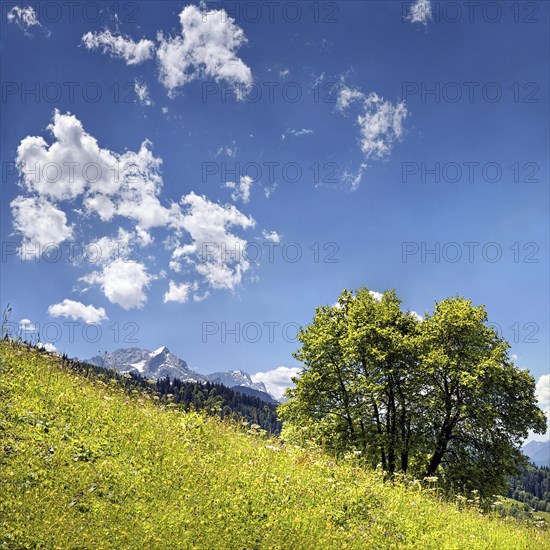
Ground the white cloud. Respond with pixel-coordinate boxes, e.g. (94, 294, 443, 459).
(342, 163, 368, 191)
(163, 280, 196, 303)
(83, 194, 116, 221)
(14, 110, 170, 229)
(537, 374, 550, 407)
(357, 93, 408, 160)
(527, 374, 549, 442)
(81, 29, 154, 65)
(134, 80, 153, 106)
(216, 144, 237, 158)
(11, 196, 73, 252)
(83, 228, 139, 267)
(225, 175, 254, 204)
(170, 192, 255, 291)
(264, 184, 277, 199)
(251, 366, 301, 399)
(82, 260, 152, 310)
(19, 319, 38, 333)
(37, 342, 57, 353)
(336, 86, 365, 112)
(409, 310, 423, 322)
(282, 128, 314, 140)
(12, 111, 270, 308)
(7, 6, 43, 34)
(48, 299, 108, 323)
(336, 84, 408, 188)
(262, 230, 281, 244)
(369, 290, 383, 302)
(407, 0, 432, 25)
(156, 5, 252, 97)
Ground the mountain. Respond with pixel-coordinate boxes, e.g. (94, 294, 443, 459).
(87, 346, 207, 383)
(230, 385, 279, 404)
(86, 347, 275, 401)
(523, 440, 550, 468)
(206, 370, 267, 393)
(4, 341, 548, 548)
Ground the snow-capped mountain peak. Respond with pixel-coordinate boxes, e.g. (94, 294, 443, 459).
(85, 347, 274, 401)
(87, 347, 205, 383)
(206, 370, 268, 393)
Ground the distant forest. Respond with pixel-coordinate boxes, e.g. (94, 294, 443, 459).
(44, 349, 550, 508)
(508, 465, 550, 513)
(156, 377, 282, 434)
(59, 352, 281, 435)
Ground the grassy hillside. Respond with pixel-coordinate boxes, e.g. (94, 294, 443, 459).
(1, 342, 548, 549)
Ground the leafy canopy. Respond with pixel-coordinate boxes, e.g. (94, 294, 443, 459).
(279, 288, 546, 499)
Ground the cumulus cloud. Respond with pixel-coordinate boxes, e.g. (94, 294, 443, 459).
(369, 290, 384, 302)
(83, 228, 140, 267)
(225, 175, 254, 204)
(262, 230, 281, 244)
(82, 260, 152, 310)
(409, 310, 424, 322)
(11, 111, 275, 309)
(537, 374, 550, 407)
(170, 192, 255, 291)
(11, 196, 73, 251)
(82, 29, 155, 65)
(19, 319, 38, 334)
(48, 299, 108, 323)
(156, 4, 252, 97)
(251, 366, 301, 400)
(14, 110, 170, 229)
(163, 280, 196, 303)
(37, 342, 57, 353)
(7, 6, 44, 34)
(532, 374, 550, 442)
(407, 0, 432, 25)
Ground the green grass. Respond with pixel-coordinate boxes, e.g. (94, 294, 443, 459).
(1, 342, 548, 549)
(498, 497, 550, 524)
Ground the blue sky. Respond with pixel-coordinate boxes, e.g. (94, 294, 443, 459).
(0, 1, 548, 432)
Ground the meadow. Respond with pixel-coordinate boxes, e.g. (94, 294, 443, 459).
(1, 341, 548, 549)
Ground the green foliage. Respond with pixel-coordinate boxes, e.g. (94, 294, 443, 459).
(0, 341, 547, 548)
(279, 289, 546, 500)
(156, 377, 281, 434)
(508, 465, 550, 513)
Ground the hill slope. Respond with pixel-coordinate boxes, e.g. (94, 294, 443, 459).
(1, 342, 547, 549)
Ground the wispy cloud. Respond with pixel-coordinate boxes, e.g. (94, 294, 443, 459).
(82, 29, 155, 65)
(407, 0, 432, 26)
(281, 128, 314, 140)
(7, 6, 47, 36)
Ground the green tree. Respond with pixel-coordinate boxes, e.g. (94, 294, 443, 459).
(418, 297, 546, 496)
(279, 289, 423, 473)
(279, 289, 547, 498)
